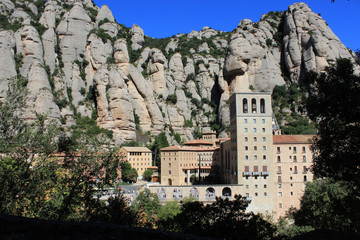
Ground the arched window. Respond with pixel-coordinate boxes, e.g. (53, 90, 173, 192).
(260, 98, 265, 113)
(251, 99, 257, 113)
(243, 98, 248, 113)
(222, 187, 232, 198)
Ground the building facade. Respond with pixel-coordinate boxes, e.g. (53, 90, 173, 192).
(273, 135, 314, 218)
(119, 147, 152, 178)
(226, 92, 275, 213)
(158, 92, 314, 219)
(160, 140, 220, 186)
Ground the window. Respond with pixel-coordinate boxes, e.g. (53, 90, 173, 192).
(293, 156, 297, 162)
(277, 156, 281, 162)
(244, 128, 248, 133)
(245, 137, 248, 142)
(244, 119, 248, 123)
(302, 146, 306, 153)
(278, 176, 282, 182)
(169, 163, 171, 167)
(243, 98, 248, 113)
(245, 146, 248, 151)
(254, 137, 257, 142)
(255, 192, 258, 197)
(279, 203, 282, 208)
(277, 166, 281, 174)
(254, 146, 257, 151)
(169, 170, 171, 174)
(253, 119, 256, 124)
(264, 184, 267, 188)
(246, 185, 249, 189)
(262, 119, 265, 123)
(293, 147, 297, 153)
(264, 192, 267, 196)
(253, 128, 257, 133)
(263, 155, 266, 160)
(263, 146, 266, 151)
(251, 98, 257, 113)
(254, 155, 258, 160)
(303, 155, 306, 162)
(290, 176, 293, 180)
(277, 147, 281, 154)
(291, 192, 294, 196)
(262, 137, 266, 142)
(289, 147, 292, 150)
(260, 98, 265, 113)
(245, 155, 249, 160)
(278, 183, 282, 188)
(262, 128, 265, 133)
(304, 175, 307, 182)
(255, 185, 258, 188)
(278, 192, 282, 197)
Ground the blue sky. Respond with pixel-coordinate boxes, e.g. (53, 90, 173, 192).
(93, 0, 359, 51)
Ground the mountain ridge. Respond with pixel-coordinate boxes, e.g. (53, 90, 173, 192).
(0, 0, 358, 145)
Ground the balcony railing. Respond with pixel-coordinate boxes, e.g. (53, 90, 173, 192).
(252, 171, 260, 176)
(277, 171, 282, 174)
(261, 171, 269, 176)
(243, 172, 251, 177)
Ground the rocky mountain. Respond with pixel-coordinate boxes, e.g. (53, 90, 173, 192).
(0, 0, 358, 145)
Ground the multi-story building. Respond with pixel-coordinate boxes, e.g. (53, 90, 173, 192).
(159, 91, 314, 219)
(273, 135, 314, 218)
(225, 92, 275, 213)
(119, 147, 152, 178)
(160, 139, 220, 185)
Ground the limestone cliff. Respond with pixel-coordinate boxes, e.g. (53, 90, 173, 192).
(0, 0, 358, 144)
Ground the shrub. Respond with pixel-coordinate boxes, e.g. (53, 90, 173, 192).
(166, 94, 177, 104)
(266, 38, 273, 47)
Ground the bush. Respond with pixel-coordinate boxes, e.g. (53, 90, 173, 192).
(166, 94, 177, 104)
(142, 169, 154, 182)
(266, 38, 273, 47)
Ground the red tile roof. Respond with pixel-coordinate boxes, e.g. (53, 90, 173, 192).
(273, 135, 315, 144)
(184, 139, 213, 146)
(160, 145, 219, 152)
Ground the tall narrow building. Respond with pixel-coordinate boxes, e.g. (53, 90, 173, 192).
(228, 92, 275, 213)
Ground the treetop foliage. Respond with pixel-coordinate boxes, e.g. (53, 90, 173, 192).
(304, 58, 360, 184)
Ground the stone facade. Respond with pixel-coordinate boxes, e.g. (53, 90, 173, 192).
(119, 147, 152, 178)
(273, 135, 314, 218)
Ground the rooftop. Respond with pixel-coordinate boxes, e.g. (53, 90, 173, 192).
(121, 147, 152, 152)
(183, 139, 213, 146)
(160, 145, 219, 152)
(273, 135, 315, 144)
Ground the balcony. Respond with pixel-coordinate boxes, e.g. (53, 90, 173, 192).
(261, 171, 269, 176)
(277, 170, 282, 174)
(252, 171, 260, 176)
(243, 172, 251, 177)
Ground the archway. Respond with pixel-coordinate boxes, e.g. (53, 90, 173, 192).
(206, 187, 215, 200)
(222, 187, 232, 198)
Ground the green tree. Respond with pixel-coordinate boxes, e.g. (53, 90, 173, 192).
(120, 161, 138, 183)
(151, 132, 169, 167)
(142, 169, 153, 182)
(132, 189, 161, 222)
(0, 78, 122, 221)
(292, 179, 360, 234)
(158, 195, 277, 239)
(304, 59, 360, 186)
(157, 200, 181, 221)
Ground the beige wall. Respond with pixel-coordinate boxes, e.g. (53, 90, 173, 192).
(160, 148, 220, 186)
(119, 147, 152, 178)
(273, 142, 313, 218)
(229, 92, 275, 214)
